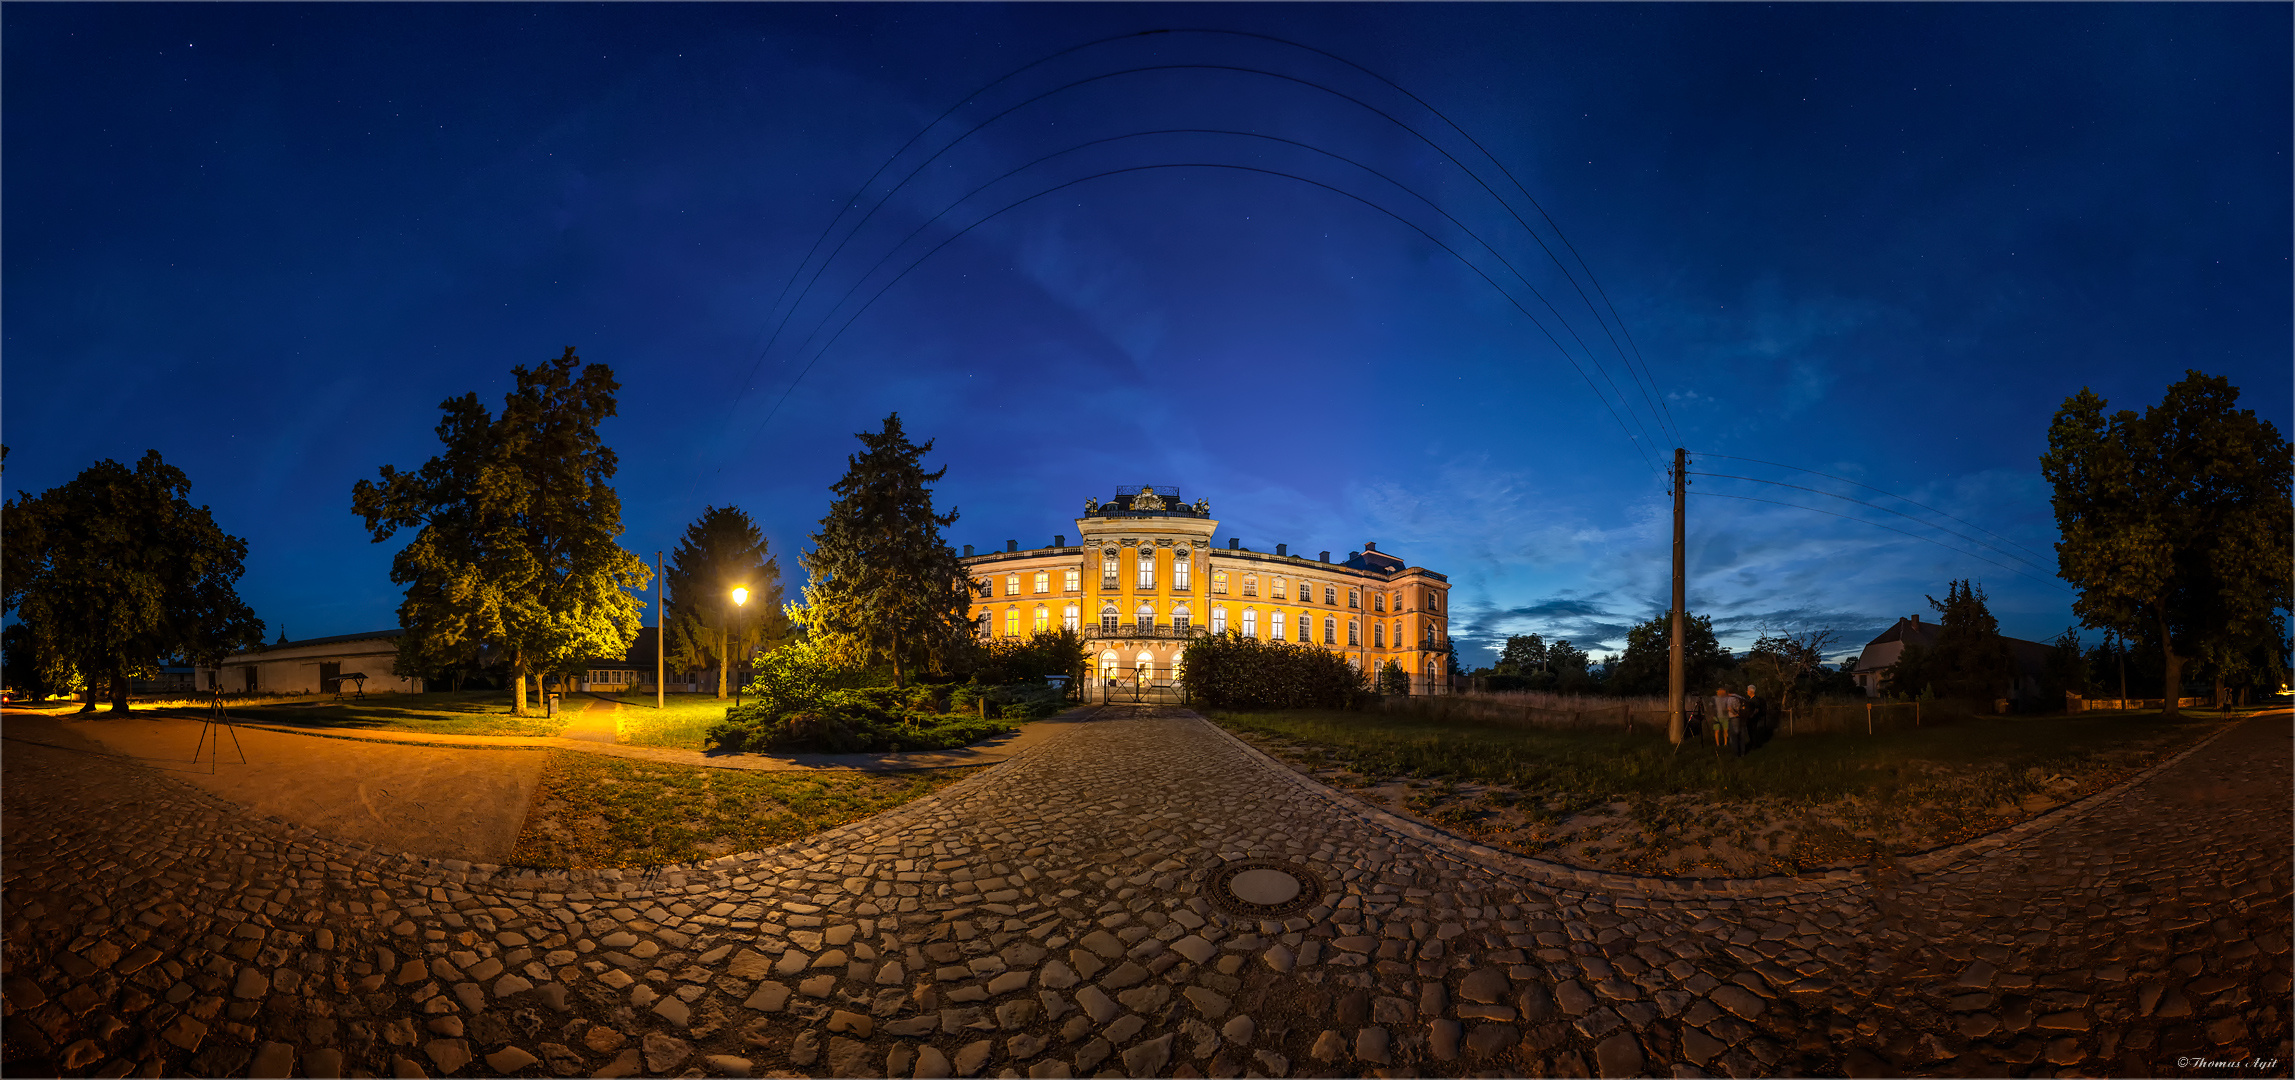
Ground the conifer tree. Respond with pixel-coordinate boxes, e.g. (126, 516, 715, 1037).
(798, 414, 972, 688)
(353, 348, 651, 714)
(664, 506, 787, 697)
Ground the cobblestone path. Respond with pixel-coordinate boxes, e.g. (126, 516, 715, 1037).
(3, 707, 2287, 1078)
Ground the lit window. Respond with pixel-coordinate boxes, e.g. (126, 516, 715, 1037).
(1174, 550, 1191, 590)
(1004, 608, 1020, 637)
(1103, 550, 1120, 587)
(1034, 605, 1050, 633)
(1242, 576, 1258, 597)
(1271, 611, 1286, 640)
(1325, 585, 1338, 605)
(1374, 593, 1386, 612)
(1348, 589, 1359, 609)
(1137, 652, 1154, 680)
(1173, 605, 1192, 631)
(1137, 551, 1156, 590)
(1064, 568, 1081, 592)
(1101, 606, 1120, 633)
(1034, 571, 1049, 594)
(1272, 578, 1286, 599)
(1323, 617, 1336, 645)
(1006, 575, 1020, 596)
(1136, 604, 1155, 631)
(1241, 608, 1258, 638)
(1064, 603, 1080, 631)
(1100, 651, 1119, 678)
(1211, 570, 1228, 595)
(1348, 620, 1360, 646)
(1211, 606, 1228, 634)
(1373, 623, 1385, 648)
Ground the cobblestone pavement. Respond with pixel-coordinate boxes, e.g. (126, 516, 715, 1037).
(3, 706, 2287, 1078)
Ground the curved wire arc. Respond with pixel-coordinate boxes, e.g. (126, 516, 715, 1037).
(749, 161, 1660, 474)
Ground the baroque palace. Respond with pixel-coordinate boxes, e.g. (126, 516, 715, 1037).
(959, 485, 1454, 694)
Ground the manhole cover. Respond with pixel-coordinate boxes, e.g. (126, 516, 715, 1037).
(1204, 859, 1324, 919)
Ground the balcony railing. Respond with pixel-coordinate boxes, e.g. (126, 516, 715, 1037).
(1089, 624, 1206, 640)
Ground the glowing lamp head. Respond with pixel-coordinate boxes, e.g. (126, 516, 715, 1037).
(731, 587, 750, 607)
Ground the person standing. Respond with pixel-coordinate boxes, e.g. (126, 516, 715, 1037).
(1737, 684, 1767, 756)
(1712, 685, 1741, 752)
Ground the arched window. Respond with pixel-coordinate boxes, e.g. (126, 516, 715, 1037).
(1270, 611, 1287, 641)
(1100, 650, 1119, 679)
(1272, 577, 1287, 599)
(1033, 605, 1050, 633)
(1211, 570, 1229, 595)
(1374, 592, 1386, 612)
(1136, 651, 1154, 681)
(1373, 623, 1385, 648)
(1242, 576, 1258, 597)
(1173, 549, 1191, 591)
(1004, 608, 1020, 637)
(1103, 550, 1120, 588)
(1101, 605, 1120, 633)
(1006, 575, 1020, 596)
(1033, 571, 1049, 594)
(1135, 604, 1155, 631)
(1172, 605, 1192, 631)
(1210, 606, 1228, 635)
(1241, 608, 1258, 638)
(1063, 603, 1080, 632)
(1348, 620, 1360, 646)
(1323, 617, 1337, 645)
(1136, 550, 1156, 590)
(1348, 589, 1360, 609)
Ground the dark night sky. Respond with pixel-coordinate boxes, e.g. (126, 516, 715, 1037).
(6, 4, 2288, 664)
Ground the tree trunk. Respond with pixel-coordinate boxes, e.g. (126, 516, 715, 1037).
(109, 672, 131, 714)
(2156, 611, 2183, 720)
(511, 663, 528, 717)
(2214, 674, 2226, 709)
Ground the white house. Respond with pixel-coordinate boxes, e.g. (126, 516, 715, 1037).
(198, 630, 424, 696)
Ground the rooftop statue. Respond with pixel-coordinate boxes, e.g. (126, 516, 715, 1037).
(1084, 497, 1099, 515)
(1192, 498, 1210, 515)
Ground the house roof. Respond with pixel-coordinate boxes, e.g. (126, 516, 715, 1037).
(1856, 616, 2055, 676)
(261, 628, 406, 651)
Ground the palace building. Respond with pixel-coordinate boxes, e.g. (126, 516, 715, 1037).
(959, 485, 1454, 694)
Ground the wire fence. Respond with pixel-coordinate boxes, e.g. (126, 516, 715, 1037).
(1384, 691, 1978, 738)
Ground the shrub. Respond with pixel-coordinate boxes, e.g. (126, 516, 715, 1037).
(1181, 632, 1367, 709)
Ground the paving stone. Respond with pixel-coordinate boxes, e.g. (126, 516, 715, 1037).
(1124, 1033, 1174, 1077)
(486, 1046, 540, 1072)
(705, 1053, 755, 1077)
(1465, 1022, 1519, 1056)
(595, 1049, 646, 1078)
(1594, 1032, 1645, 1077)
(423, 1038, 471, 1074)
(915, 1046, 953, 1079)
(1355, 1027, 1390, 1064)
(745, 981, 791, 1012)
(1183, 985, 1230, 1019)
(954, 1038, 994, 1077)
(249, 1041, 295, 1078)
(646, 1032, 694, 1073)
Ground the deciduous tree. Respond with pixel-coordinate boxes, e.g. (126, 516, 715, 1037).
(2041, 371, 2292, 718)
(3, 451, 264, 713)
(352, 348, 651, 715)
(798, 414, 972, 688)
(1609, 613, 1733, 696)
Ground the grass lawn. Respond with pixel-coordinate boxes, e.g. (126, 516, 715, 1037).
(507, 751, 980, 867)
(227, 690, 569, 738)
(582, 690, 735, 749)
(1212, 707, 2233, 877)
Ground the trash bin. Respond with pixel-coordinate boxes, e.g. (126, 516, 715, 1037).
(547, 692, 561, 718)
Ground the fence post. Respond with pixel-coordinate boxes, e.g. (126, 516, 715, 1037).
(1866, 702, 1873, 735)
(1915, 701, 1921, 727)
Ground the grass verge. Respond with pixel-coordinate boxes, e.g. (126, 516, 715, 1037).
(228, 690, 568, 738)
(582, 691, 734, 749)
(507, 751, 981, 868)
(1210, 707, 2225, 877)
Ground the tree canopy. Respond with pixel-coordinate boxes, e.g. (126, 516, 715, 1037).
(664, 505, 788, 697)
(1883, 580, 2016, 702)
(3, 451, 264, 711)
(1607, 612, 1733, 696)
(2040, 371, 2292, 717)
(352, 348, 651, 713)
(797, 414, 972, 687)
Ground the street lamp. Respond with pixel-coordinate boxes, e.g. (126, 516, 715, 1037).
(731, 587, 749, 707)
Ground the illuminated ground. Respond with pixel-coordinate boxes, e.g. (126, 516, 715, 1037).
(2, 706, 2287, 1078)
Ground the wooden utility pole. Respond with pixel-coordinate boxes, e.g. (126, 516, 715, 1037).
(1668, 447, 1687, 746)
(655, 551, 665, 710)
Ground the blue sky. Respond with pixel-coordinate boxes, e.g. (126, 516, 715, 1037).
(6, 4, 2288, 665)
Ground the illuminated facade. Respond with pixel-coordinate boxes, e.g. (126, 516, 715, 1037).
(959, 486, 1454, 694)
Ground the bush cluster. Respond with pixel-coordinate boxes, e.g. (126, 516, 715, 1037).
(702, 640, 1075, 753)
(1181, 632, 1367, 710)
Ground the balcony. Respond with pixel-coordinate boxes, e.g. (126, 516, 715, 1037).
(1089, 624, 1206, 641)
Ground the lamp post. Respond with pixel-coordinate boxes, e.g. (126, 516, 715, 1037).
(731, 587, 749, 707)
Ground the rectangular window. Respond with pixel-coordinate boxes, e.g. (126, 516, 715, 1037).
(977, 579, 993, 598)
(1006, 575, 1020, 596)
(1034, 571, 1049, 594)
(1242, 609, 1258, 638)
(1348, 589, 1359, 609)
(1325, 585, 1338, 605)
(1272, 578, 1286, 600)
(1103, 553, 1120, 589)
(1173, 608, 1192, 631)
(1064, 604, 1080, 632)
(1136, 606, 1155, 631)
(1348, 620, 1360, 646)
(1137, 552, 1156, 590)
(1374, 623, 1385, 647)
(1211, 571, 1228, 595)
(1004, 608, 1020, 636)
(1242, 577, 1257, 597)
(1271, 612, 1286, 640)
(1102, 609, 1120, 633)
(1064, 568, 1081, 592)
(1374, 593, 1386, 612)
(1174, 555, 1191, 590)
(1298, 614, 1312, 642)
(1211, 607, 1228, 635)
(1034, 607, 1050, 632)
(1323, 617, 1336, 645)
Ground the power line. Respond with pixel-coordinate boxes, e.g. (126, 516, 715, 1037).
(1688, 471, 2050, 573)
(1692, 452, 2052, 561)
(1688, 490, 2071, 594)
(752, 161, 1663, 474)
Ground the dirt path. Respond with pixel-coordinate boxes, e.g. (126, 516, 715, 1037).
(556, 693, 621, 743)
